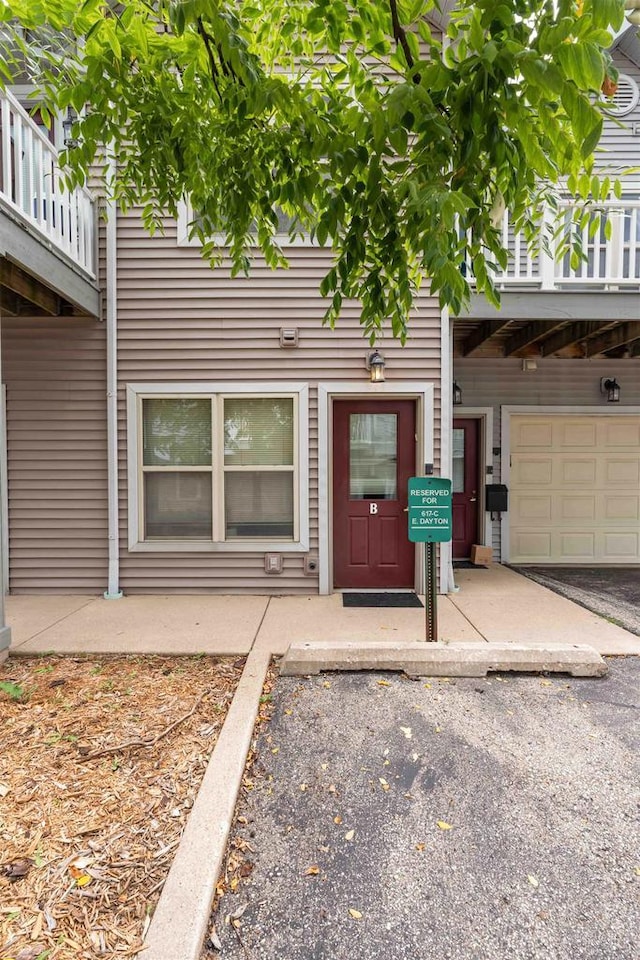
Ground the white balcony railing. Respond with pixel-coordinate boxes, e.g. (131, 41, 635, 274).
(0, 90, 95, 278)
(479, 196, 640, 291)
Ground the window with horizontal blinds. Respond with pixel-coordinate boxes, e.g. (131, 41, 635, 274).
(143, 399, 212, 466)
(145, 472, 213, 539)
(139, 393, 296, 543)
(224, 398, 293, 465)
(225, 472, 294, 539)
(223, 397, 295, 538)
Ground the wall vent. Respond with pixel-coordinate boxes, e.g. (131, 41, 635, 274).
(280, 328, 299, 347)
(603, 74, 640, 118)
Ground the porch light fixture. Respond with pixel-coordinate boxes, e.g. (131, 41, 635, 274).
(453, 382, 462, 405)
(601, 377, 621, 403)
(366, 350, 386, 383)
(62, 106, 78, 148)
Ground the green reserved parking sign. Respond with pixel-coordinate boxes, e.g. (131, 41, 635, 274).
(408, 477, 452, 643)
(407, 477, 452, 544)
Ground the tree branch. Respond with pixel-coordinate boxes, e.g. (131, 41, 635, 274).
(388, 0, 415, 72)
(79, 693, 205, 761)
(197, 16, 222, 99)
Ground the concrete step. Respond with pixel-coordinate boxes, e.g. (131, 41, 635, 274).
(279, 640, 607, 678)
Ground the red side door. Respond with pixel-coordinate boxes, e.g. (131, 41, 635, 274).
(452, 418, 480, 559)
(333, 399, 416, 589)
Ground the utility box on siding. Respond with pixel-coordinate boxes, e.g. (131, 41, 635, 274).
(485, 484, 508, 513)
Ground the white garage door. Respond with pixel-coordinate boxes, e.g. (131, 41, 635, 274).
(509, 415, 640, 564)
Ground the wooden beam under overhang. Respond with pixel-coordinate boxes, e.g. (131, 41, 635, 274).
(0, 260, 60, 315)
(461, 319, 512, 356)
(502, 320, 566, 357)
(539, 321, 606, 357)
(0, 289, 19, 316)
(584, 322, 640, 357)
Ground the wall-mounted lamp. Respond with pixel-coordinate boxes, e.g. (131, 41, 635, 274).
(62, 106, 78, 148)
(601, 377, 621, 403)
(453, 382, 462, 405)
(366, 350, 386, 383)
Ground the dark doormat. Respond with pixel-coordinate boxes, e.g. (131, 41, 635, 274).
(453, 560, 487, 569)
(342, 592, 424, 608)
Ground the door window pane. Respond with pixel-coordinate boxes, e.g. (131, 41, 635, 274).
(225, 471, 294, 538)
(224, 398, 294, 465)
(145, 472, 212, 539)
(349, 413, 397, 499)
(452, 428, 465, 493)
(143, 399, 212, 466)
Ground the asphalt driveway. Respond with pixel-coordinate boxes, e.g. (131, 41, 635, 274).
(208, 661, 640, 960)
(516, 566, 640, 636)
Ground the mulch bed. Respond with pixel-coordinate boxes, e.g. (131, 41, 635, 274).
(0, 654, 244, 960)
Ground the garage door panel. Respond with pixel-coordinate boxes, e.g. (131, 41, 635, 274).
(561, 422, 597, 446)
(561, 459, 597, 484)
(559, 496, 596, 520)
(513, 531, 552, 560)
(510, 415, 640, 565)
(603, 422, 640, 447)
(605, 460, 640, 484)
(559, 532, 596, 559)
(515, 422, 553, 447)
(513, 495, 552, 520)
(512, 458, 553, 485)
(604, 495, 639, 520)
(603, 533, 639, 558)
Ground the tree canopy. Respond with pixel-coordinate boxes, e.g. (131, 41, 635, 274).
(0, 0, 627, 340)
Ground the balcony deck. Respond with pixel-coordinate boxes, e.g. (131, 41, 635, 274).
(0, 90, 98, 317)
(488, 197, 640, 292)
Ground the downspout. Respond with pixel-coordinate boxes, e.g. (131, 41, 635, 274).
(439, 305, 456, 594)
(104, 144, 122, 599)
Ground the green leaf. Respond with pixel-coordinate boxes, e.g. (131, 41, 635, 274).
(0, 0, 622, 339)
(586, 0, 625, 32)
(556, 42, 604, 92)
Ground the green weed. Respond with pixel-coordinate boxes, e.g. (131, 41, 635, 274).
(0, 680, 26, 701)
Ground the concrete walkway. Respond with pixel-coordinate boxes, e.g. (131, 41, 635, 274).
(6, 565, 640, 658)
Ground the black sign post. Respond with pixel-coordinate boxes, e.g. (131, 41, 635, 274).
(407, 477, 453, 642)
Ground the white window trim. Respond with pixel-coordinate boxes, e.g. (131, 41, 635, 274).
(500, 404, 640, 563)
(176, 199, 316, 248)
(126, 382, 309, 553)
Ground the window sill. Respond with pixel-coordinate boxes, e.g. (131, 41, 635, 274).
(128, 539, 309, 554)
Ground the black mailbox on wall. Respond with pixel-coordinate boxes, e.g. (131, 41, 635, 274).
(486, 484, 508, 512)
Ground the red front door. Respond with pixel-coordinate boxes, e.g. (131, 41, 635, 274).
(333, 399, 416, 589)
(452, 418, 480, 559)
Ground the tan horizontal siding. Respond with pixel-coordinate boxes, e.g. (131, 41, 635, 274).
(3, 315, 108, 594)
(116, 208, 442, 593)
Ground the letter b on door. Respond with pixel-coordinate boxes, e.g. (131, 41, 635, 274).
(369, 502, 378, 515)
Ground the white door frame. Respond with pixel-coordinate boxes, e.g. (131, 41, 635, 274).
(318, 382, 435, 595)
(501, 404, 640, 563)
